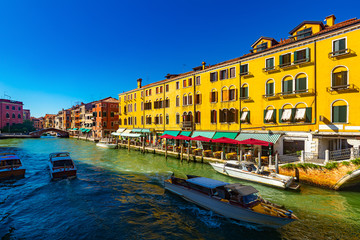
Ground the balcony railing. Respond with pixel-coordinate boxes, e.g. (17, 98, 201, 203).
(181, 121, 193, 130)
(327, 84, 357, 92)
(329, 48, 350, 58)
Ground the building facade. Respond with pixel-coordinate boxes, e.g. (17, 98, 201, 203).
(92, 97, 119, 138)
(0, 99, 24, 130)
(118, 15, 360, 157)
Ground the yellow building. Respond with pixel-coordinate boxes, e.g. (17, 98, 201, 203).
(118, 15, 360, 158)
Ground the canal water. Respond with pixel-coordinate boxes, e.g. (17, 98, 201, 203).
(0, 138, 359, 240)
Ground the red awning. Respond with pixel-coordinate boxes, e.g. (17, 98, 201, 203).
(191, 136, 212, 142)
(174, 135, 192, 140)
(212, 137, 241, 144)
(237, 138, 273, 146)
(160, 134, 176, 139)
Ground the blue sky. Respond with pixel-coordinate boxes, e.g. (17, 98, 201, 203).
(1, 0, 359, 117)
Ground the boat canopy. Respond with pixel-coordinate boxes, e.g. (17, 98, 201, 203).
(224, 184, 258, 196)
(186, 177, 228, 189)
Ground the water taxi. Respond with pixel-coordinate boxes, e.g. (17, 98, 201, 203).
(0, 153, 25, 180)
(164, 175, 297, 228)
(96, 142, 117, 149)
(210, 161, 300, 190)
(49, 152, 77, 180)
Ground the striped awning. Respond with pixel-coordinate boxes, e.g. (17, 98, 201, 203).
(235, 133, 282, 144)
(212, 132, 238, 140)
(191, 131, 215, 139)
(131, 128, 142, 133)
(162, 131, 180, 137)
(179, 131, 192, 137)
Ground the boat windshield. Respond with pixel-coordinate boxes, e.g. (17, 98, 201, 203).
(1, 159, 21, 167)
(53, 160, 74, 168)
(242, 193, 259, 205)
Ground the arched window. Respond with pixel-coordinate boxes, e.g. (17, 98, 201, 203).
(221, 86, 229, 102)
(294, 102, 308, 122)
(195, 111, 201, 124)
(229, 108, 239, 123)
(18, 114, 21, 119)
(295, 73, 307, 93)
(141, 102, 144, 111)
(332, 100, 348, 123)
(280, 104, 293, 122)
(159, 98, 163, 108)
(183, 94, 188, 106)
(187, 112, 193, 122)
(331, 66, 348, 89)
(210, 110, 217, 123)
(119, 118, 122, 125)
(265, 79, 275, 97)
(159, 114, 163, 124)
(210, 89, 218, 103)
(195, 91, 202, 104)
(176, 95, 180, 107)
(264, 105, 276, 123)
(165, 114, 169, 125)
(219, 109, 228, 123)
(155, 114, 159, 124)
(12, 113, 15, 119)
(176, 113, 180, 124)
(229, 85, 237, 101)
(240, 83, 249, 99)
(282, 76, 293, 95)
(188, 93, 193, 105)
(141, 116, 144, 125)
(182, 112, 188, 122)
(6, 113, 9, 118)
(165, 97, 170, 108)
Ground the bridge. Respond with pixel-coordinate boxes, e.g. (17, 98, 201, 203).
(29, 128, 69, 138)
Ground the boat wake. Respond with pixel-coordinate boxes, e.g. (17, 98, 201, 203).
(178, 205, 222, 228)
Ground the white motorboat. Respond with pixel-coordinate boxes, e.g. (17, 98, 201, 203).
(164, 175, 297, 228)
(0, 153, 25, 180)
(210, 161, 300, 190)
(96, 142, 117, 149)
(49, 152, 77, 180)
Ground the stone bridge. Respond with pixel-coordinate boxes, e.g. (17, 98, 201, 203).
(30, 128, 69, 138)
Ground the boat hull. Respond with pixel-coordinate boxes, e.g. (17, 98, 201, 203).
(164, 182, 295, 228)
(96, 143, 117, 149)
(0, 168, 25, 180)
(210, 163, 292, 189)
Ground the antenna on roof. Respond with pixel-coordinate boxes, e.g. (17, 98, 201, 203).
(4, 92, 11, 100)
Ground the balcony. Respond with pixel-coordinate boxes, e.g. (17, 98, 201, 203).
(262, 66, 279, 73)
(329, 48, 351, 58)
(181, 121, 193, 130)
(327, 84, 358, 93)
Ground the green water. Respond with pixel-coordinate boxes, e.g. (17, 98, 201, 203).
(1, 137, 359, 240)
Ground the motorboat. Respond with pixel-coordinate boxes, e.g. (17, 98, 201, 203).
(49, 152, 77, 180)
(164, 175, 297, 228)
(0, 153, 25, 180)
(96, 141, 117, 149)
(210, 161, 300, 190)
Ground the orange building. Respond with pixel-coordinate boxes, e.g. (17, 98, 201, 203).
(92, 97, 119, 138)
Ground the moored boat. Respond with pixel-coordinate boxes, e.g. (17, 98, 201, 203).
(164, 175, 297, 228)
(0, 153, 25, 180)
(96, 142, 117, 149)
(49, 152, 77, 180)
(210, 161, 300, 190)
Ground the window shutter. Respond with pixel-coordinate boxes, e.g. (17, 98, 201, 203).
(294, 51, 297, 62)
(339, 105, 347, 123)
(332, 73, 336, 86)
(247, 111, 250, 123)
(283, 81, 287, 93)
(273, 109, 276, 123)
(210, 93, 212, 103)
(266, 83, 269, 95)
(291, 108, 296, 122)
(215, 91, 218, 102)
(235, 89, 238, 100)
(305, 107, 312, 122)
(279, 109, 283, 123)
(245, 87, 248, 98)
(306, 48, 310, 61)
(333, 106, 339, 123)
(288, 80, 293, 92)
(199, 94, 202, 104)
(333, 40, 339, 52)
(270, 82, 274, 95)
(279, 55, 283, 66)
(342, 71, 348, 85)
(339, 39, 346, 50)
(235, 109, 239, 123)
(264, 110, 267, 123)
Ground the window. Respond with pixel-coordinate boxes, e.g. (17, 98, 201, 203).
(229, 86, 237, 101)
(332, 101, 347, 123)
(294, 108, 306, 121)
(6, 113, 9, 118)
(210, 72, 218, 82)
(195, 76, 201, 85)
(176, 81, 180, 89)
(134, 93, 136, 99)
(183, 79, 187, 88)
(296, 28, 312, 40)
(195, 111, 201, 124)
(160, 86, 163, 93)
(279, 53, 291, 67)
(211, 110, 217, 123)
(149, 89, 152, 95)
(141, 116, 144, 125)
(166, 114, 169, 125)
(156, 87, 159, 94)
(165, 84, 169, 92)
(12, 113, 15, 119)
(134, 103, 137, 112)
(145, 90, 148, 96)
(124, 118, 127, 125)
(221, 87, 229, 102)
(141, 102, 144, 111)
(176, 113, 180, 124)
(176, 95, 180, 107)
(111, 121, 114, 127)
(195, 92, 202, 104)
(119, 118, 122, 125)
(229, 109, 238, 123)
(188, 78, 192, 87)
(240, 84, 248, 99)
(220, 69, 228, 80)
(230, 67, 236, 78)
(103, 121, 107, 127)
(219, 109, 228, 123)
(188, 94, 193, 105)
(6, 105, 9, 109)
(165, 98, 170, 108)
(160, 114, 163, 124)
(265, 57, 274, 71)
(294, 48, 310, 64)
(240, 64, 248, 76)
(256, 42, 268, 51)
(281, 108, 292, 122)
(18, 107, 21, 110)
(12, 106, 15, 110)
(264, 109, 275, 123)
(295, 75, 307, 93)
(110, 112, 115, 117)
(240, 110, 249, 123)
(183, 94, 188, 106)
(332, 67, 348, 89)
(332, 38, 347, 56)
(18, 114, 21, 119)
(210, 90, 218, 103)
(134, 117, 137, 125)
(282, 77, 293, 95)
(265, 80, 275, 97)
(154, 115, 159, 124)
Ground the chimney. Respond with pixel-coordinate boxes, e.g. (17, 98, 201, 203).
(325, 15, 336, 27)
(137, 78, 142, 88)
(202, 61, 206, 70)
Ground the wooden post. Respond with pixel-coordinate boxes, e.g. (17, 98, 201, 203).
(269, 155, 272, 166)
(275, 153, 279, 174)
(165, 140, 168, 159)
(187, 145, 190, 161)
(128, 138, 130, 151)
(258, 152, 261, 168)
(240, 149, 243, 162)
(142, 138, 145, 153)
(180, 145, 183, 161)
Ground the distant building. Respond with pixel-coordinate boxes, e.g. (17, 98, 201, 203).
(23, 109, 31, 120)
(92, 97, 119, 138)
(0, 99, 24, 130)
(44, 114, 56, 128)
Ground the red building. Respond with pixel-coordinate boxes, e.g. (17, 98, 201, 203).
(0, 99, 24, 130)
(92, 97, 119, 138)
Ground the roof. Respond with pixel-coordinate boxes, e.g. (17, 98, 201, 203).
(224, 184, 258, 196)
(186, 177, 228, 189)
(250, 36, 278, 48)
(289, 21, 324, 35)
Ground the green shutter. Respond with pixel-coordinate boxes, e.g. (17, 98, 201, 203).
(279, 55, 283, 66)
(264, 110, 267, 123)
(266, 84, 269, 95)
(339, 39, 346, 50)
(247, 111, 250, 123)
(338, 105, 347, 123)
(291, 108, 296, 122)
(273, 109, 277, 123)
(296, 78, 306, 91)
(306, 48, 310, 62)
(279, 109, 283, 123)
(332, 73, 336, 86)
(294, 51, 298, 62)
(333, 106, 339, 122)
(305, 107, 312, 122)
(245, 87, 248, 98)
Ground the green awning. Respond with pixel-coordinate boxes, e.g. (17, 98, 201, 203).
(179, 131, 192, 137)
(79, 128, 84, 130)
(212, 132, 238, 139)
(235, 133, 281, 143)
(132, 128, 142, 133)
(191, 131, 215, 139)
(67, 128, 72, 130)
(141, 129, 152, 133)
(73, 128, 78, 130)
(162, 130, 180, 137)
